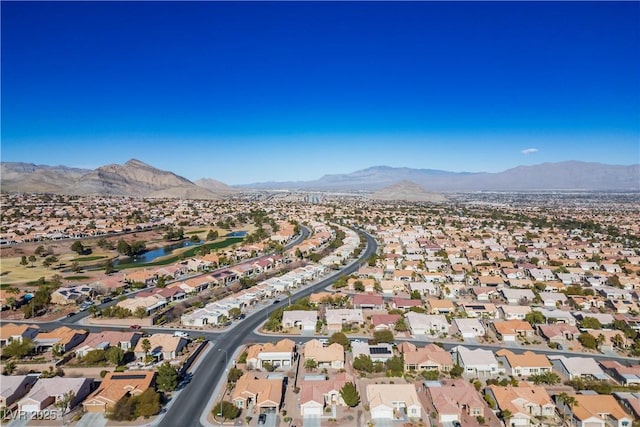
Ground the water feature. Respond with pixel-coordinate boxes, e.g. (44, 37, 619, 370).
(114, 240, 202, 265)
(225, 231, 247, 237)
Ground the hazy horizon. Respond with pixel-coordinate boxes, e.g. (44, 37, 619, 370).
(2, 2, 639, 185)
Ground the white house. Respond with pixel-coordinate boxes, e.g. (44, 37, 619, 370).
(405, 312, 450, 336)
(451, 346, 502, 377)
(451, 318, 485, 339)
(366, 384, 422, 420)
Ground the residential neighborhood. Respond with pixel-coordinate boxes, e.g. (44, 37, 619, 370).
(1, 191, 639, 427)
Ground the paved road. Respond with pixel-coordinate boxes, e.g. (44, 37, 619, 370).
(157, 229, 378, 427)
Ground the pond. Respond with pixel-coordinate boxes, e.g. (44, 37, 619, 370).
(225, 231, 248, 237)
(114, 240, 202, 265)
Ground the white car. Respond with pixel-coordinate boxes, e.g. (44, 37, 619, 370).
(174, 331, 189, 338)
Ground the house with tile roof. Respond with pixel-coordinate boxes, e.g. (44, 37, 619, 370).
(18, 377, 92, 414)
(324, 309, 364, 334)
(537, 323, 579, 348)
(491, 319, 535, 342)
(281, 310, 318, 331)
(231, 373, 283, 414)
(299, 372, 354, 417)
(0, 323, 40, 347)
(366, 383, 422, 420)
(370, 314, 401, 332)
(486, 383, 556, 427)
(352, 294, 384, 310)
(401, 343, 453, 373)
(133, 334, 187, 361)
(246, 339, 296, 370)
(303, 339, 344, 369)
(82, 371, 155, 413)
(495, 350, 552, 378)
(599, 361, 640, 386)
(426, 379, 485, 424)
(34, 326, 87, 353)
(74, 331, 141, 358)
(564, 394, 633, 427)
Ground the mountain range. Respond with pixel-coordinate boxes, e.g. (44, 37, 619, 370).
(242, 162, 640, 192)
(1, 160, 638, 198)
(0, 159, 234, 199)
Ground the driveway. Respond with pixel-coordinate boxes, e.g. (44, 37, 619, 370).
(302, 416, 321, 427)
(76, 412, 107, 427)
(264, 412, 277, 427)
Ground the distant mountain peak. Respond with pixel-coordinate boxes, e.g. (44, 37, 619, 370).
(1, 160, 231, 199)
(124, 158, 154, 168)
(370, 180, 447, 202)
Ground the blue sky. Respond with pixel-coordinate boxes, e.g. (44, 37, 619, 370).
(2, 1, 639, 184)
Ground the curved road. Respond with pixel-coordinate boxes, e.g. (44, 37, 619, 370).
(157, 229, 378, 427)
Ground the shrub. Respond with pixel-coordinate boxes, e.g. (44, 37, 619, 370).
(212, 401, 241, 419)
(100, 370, 108, 378)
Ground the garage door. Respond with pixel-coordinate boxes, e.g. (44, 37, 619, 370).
(440, 414, 458, 423)
(302, 406, 323, 417)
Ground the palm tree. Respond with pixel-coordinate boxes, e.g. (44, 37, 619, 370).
(498, 409, 512, 426)
(611, 333, 625, 349)
(141, 338, 151, 360)
(304, 358, 317, 372)
(557, 392, 578, 425)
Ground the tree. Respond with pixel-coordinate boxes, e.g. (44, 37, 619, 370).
(141, 338, 151, 356)
(1, 338, 34, 359)
(3, 361, 17, 375)
(353, 355, 374, 373)
(83, 349, 107, 364)
(104, 259, 116, 274)
(340, 382, 360, 407)
(105, 346, 125, 365)
(156, 275, 167, 288)
(20, 256, 28, 268)
(53, 391, 75, 415)
(329, 332, 350, 350)
(525, 311, 545, 325)
(212, 401, 241, 420)
(498, 409, 513, 422)
(353, 280, 364, 292)
(611, 333, 625, 349)
(304, 358, 318, 372)
(206, 229, 219, 241)
(578, 332, 597, 349)
(394, 317, 409, 332)
(373, 329, 394, 344)
(529, 371, 560, 385)
(227, 367, 243, 383)
(229, 307, 241, 319)
(71, 241, 85, 254)
(108, 394, 136, 421)
(579, 317, 602, 329)
(34, 245, 45, 256)
(557, 392, 578, 423)
(449, 365, 463, 378)
(28, 255, 37, 267)
(156, 362, 179, 392)
(133, 388, 161, 418)
(385, 356, 403, 375)
(410, 290, 422, 300)
(117, 240, 132, 255)
(134, 307, 147, 319)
